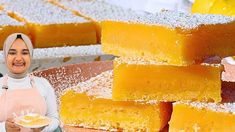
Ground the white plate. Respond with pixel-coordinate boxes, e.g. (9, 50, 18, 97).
(14, 115, 51, 129)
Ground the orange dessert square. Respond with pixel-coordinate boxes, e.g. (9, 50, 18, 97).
(113, 57, 222, 102)
(169, 102, 235, 131)
(101, 11, 235, 65)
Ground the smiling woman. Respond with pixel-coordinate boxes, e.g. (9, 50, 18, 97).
(0, 33, 60, 132)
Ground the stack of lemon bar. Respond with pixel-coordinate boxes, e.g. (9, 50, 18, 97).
(60, 70, 172, 131)
(59, 6, 235, 132)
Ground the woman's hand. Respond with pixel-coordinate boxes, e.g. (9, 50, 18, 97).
(5, 118, 21, 132)
(31, 127, 44, 132)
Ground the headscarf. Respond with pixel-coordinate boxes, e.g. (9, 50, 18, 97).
(3, 33, 33, 79)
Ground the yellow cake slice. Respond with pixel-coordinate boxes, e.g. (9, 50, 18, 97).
(16, 113, 50, 127)
(50, 0, 139, 43)
(192, 0, 235, 16)
(169, 102, 235, 131)
(60, 70, 172, 131)
(0, 0, 97, 48)
(101, 11, 235, 65)
(0, 11, 30, 49)
(113, 57, 222, 102)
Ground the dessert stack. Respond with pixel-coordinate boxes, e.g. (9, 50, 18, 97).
(60, 70, 172, 131)
(58, 1, 235, 131)
(101, 10, 235, 131)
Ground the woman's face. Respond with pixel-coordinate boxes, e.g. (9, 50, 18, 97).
(6, 39, 31, 74)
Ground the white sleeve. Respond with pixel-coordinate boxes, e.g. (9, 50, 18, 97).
(0, 122, 6, 132)
(40, 79, 60, 132)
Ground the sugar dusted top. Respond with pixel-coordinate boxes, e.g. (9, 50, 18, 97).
(33, 45, 103, 59)
(56, 0, 144, 22)
(114, 57, 221, 67)
(57, 0, 235, 29)
(64, 70, 113, 99)
(0, 10, 24, 26)
(0, 0, 89, 25)
(0, 45, 103, 61)
(114, 57, 169, 66)
(137, 11, 235, 29)
(175, 101, 235, 114)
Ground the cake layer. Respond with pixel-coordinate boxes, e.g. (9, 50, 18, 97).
(52, 0, 138, 43)
(112, 57, 222, 102)
(169, 102, 235, 131)
(0, 0, 97, 48)
(101, 11, 235, 65)
(60, 70, 172, 131)
(30, 22, 96, 48)
(192, 0, 235, 16)
(0, 11, 30, 49)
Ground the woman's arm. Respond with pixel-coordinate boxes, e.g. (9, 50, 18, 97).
(40, 78, 60, 132)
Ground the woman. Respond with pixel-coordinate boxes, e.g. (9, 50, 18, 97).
(0, 33, 60, 132)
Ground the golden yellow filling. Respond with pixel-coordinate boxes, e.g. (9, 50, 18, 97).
(30, 23, 97, 48)
(169, 103, 235, 131)
(102, 21, 235, 65)
(113, 58, 222, 102)
(60, 90, 172, 131)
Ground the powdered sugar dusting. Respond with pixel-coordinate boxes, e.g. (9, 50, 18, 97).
(142, 11, 235, 29)
(115, 57, 220, 67)
(83, 70, 112, 99)
(0, 0, 89, 24)
(114, 57, 170, 66)
(34, 65, 83, 107)
(0, 45, 103, 61)
(33, 61, 113, 107)
(0, 10, 24, 26)
(175, 101, 235, 114)
(55, 0, 140, 22)
(33, 45, 103, 59)
(56, 0, 235, 29)
(63, 70, 113, 99)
